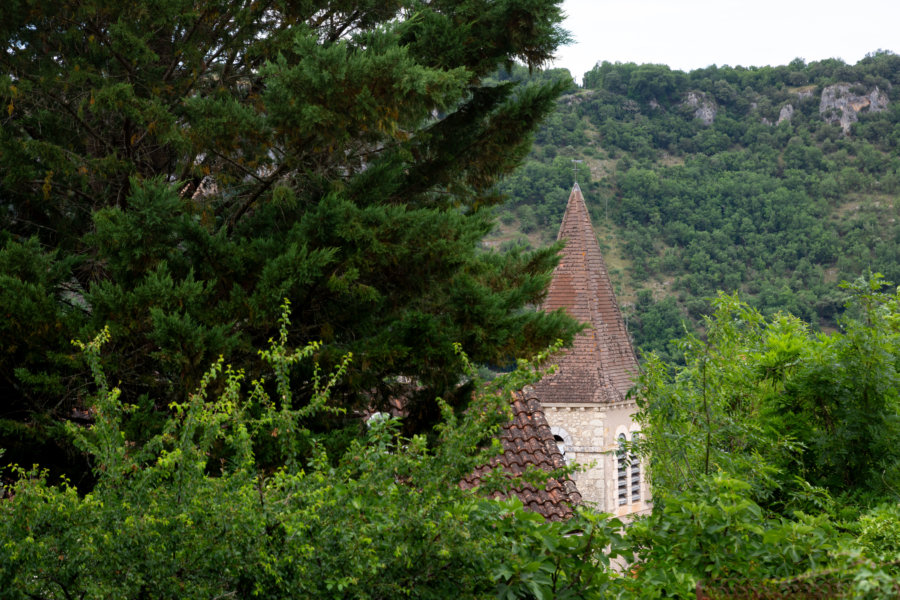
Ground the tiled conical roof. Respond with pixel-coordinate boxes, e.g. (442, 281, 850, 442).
(532, 183, 638, 403)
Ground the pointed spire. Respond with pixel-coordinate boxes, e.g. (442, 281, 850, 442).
(532, 184, 638, 403)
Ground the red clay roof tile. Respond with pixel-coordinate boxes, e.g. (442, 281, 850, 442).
(461, 391, 581, 521)
(532, 183, 639, 403)
(463, 184, 637, 518)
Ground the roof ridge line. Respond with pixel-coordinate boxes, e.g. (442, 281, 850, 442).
(532, 183, 638, 404)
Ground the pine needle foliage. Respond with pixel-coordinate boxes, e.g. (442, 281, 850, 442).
(0, 0, 578, 474)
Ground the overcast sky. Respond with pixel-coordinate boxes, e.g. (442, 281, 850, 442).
(550, 0, 900, 83)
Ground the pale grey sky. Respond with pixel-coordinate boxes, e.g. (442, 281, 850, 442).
(551, 0, 900, 83)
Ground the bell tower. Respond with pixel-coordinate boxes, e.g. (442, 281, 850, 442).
(527, 183, 649, 516)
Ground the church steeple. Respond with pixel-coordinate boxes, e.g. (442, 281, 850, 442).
(532, 183, 638, 403)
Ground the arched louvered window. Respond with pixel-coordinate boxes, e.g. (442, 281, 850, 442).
(630, 433, 641, 503)
(617, 434, 628, 506)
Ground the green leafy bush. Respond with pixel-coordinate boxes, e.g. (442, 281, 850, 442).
(0, 307, 623, 599)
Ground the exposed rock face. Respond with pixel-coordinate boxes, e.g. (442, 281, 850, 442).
(622, 99, 640, 113)
(794, 86, 815, 100)
(562, 89, 595, 106)
(684, 91, 717, 125)
(777, 103, 794, 125)
(819, 84, 889, 133)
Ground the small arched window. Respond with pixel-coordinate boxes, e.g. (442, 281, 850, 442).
(553, 434, 566, 462)
(550, 427, 572, 465)
(630, 432, 641, 503)
(617, 434, 628, 506)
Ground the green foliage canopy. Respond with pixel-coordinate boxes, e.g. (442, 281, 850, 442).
(0, 0, 579, 474)
(0, 317, 627, 599)
(627, 278, 900, 597)
(493, 53, 900, 358)
(637, 277, 900, 501)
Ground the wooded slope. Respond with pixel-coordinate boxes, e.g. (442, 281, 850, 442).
(492, 52, 900, 360)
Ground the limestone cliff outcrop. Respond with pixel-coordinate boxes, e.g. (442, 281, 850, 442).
(819, 84, 889, 133)
(777, 103, 794, 125)
(794, 85, 816, 100)
(683, 91, 717, 125)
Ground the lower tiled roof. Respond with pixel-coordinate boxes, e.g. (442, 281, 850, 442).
(461, 391, 582, 521)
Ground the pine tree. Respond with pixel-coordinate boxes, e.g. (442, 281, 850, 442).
(0, 0, 576, 475)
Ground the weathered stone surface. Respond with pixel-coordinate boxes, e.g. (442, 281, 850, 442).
(683, 90, 717, 125)
(793, 85, 816, 100)
(820, 83, 889, 133)
(561, 89, 595, 106)
(777, 103, 794, 125)
(539, 402, 650, 515)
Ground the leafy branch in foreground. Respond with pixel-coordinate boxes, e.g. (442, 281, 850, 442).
(0, 306, 620, 599)
(627, 277, 900, 598)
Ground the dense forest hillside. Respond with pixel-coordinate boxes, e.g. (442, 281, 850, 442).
(3, 2, 900, 592)
(490, 52, 900, 360)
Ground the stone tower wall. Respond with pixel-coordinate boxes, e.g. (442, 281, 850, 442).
(526, 183, 650, 518)
(543, 402, 650, 517)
